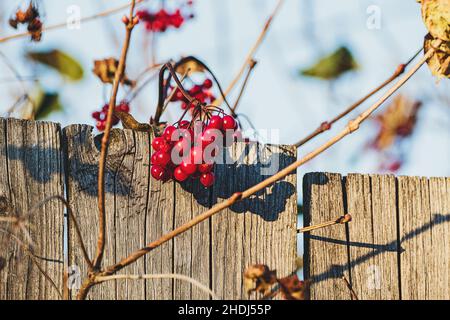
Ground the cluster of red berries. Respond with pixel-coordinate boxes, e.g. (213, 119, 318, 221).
(136, 1, 194, 33)
(150, 113, 239, 187)
(170, 78, 216, 112)
(91, 101, 130, 131)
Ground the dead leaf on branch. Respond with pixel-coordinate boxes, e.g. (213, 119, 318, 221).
(244, 264, 277, 297)
(93, 58, 135, 86)
(278, 275, 309, 300)
(372, 95, 422, 150)
(9, 1, 43, 42)
(420, 0, 450, 41)
(175, 58, 205, 76)
(424, 34, 450, 79)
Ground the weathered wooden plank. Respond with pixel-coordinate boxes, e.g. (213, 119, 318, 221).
(397, 176, 433, 300)
(145, 133, 174, 300)
(0, 118, 64, 300)
(427, 177, 450, 300)
(345, 174, 399, 300)
(303, 172, 350, 300)
(212, 142, 297, 300)
(64, 126, 149, 299)
(173, 179, 211, 300)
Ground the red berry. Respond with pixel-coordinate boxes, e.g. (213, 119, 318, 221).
(180, 161, 197, 175)
(96, 121, 106, 131)
(203, 79, 213, 89)
(198, 163, 213, 173)
(222, 115, 236, 131)
(151, 165, 165, 180)
(92, 111, 101, 120)
(174, 166, 189, 182)
(200, 172, 215, 187)
(190, 146, 203, 164)
(163, 125, 177, 142)
(179, 120, 190, 129)
(152, 137, 166, 151)
(154, 151, 171, 167)
(208, 115, 223, 130)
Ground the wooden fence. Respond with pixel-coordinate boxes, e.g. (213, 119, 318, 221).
(1, 118, 449, 300)
(0, 117, 297, 300)
(303, 172, 450, 300)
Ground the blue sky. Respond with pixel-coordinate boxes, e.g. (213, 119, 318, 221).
(0, 0, 449, 181)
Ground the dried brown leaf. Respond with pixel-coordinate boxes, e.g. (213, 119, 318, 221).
(424, 34, 450, 79)
(93, 58, 135, 86)
(175, 58, 205, 76)
(244, 264, 277, 297)
(420, 0, 450, 41)
(277, 275, 309, 300)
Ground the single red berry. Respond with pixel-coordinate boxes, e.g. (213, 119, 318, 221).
(180, 161, 197, 175)
(163, 125, 177, 142)
(200, 172, 215, 187)
(151, 152, 159, 165)
(203, 79, 213, 89)
(96, 121, 106, 131)
(92, 111, 101, 120)
(154, 151, 171, 167)
(198, 163, 213, 173)
(222, 115, 236, 131)
(151, 165, 165, 180)
(208, 115, 223, 130)
(179, 120, 190, 129)
(174, 166, 189, 182)
(152, 137, 166, 151)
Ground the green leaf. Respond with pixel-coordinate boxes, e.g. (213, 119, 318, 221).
(300, 46, 358, 80)
(27, 49, 84, 81)
(33, 89, 63, 120)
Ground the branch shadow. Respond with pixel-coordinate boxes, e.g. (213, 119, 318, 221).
(306, 213, 450, 284)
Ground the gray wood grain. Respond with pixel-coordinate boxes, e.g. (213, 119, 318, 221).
(398, 176, 433, 300)
(303, 172, 350, 300)
(212, 142, 297, 300)
(345, 174, 399, 300)
(0, 118, 64, 300)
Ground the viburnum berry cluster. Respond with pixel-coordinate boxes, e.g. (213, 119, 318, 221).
(169, 78, 216, 113)
(92, 101, 130, 131)
(136, 1, 194, 33)
(151, 110, 241, 187)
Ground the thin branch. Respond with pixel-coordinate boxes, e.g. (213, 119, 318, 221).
(215, 0, 284, 105)
(297, 214, 352, 233)
(28, 195, 93, 271)
(294, 46, 424, 148)
(95, 1, 138, 270)
(102, 45, 436, 277)
(342, 276, 359, 300)
(231, 59, 257, 113)
(0, 0, 148, 44)
(161, 68, 190, 113)
(95, 273, 219, 300)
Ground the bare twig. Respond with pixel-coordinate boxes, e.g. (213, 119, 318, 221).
(294, 47, 424, 148)
(0, 228, 63, 299)
(94, 0, 138, 270)
(0, 0, 148, 44)
(95, 273, 219, 300)
(297, 214, 352, 233)
(342, 276, 359, 300)
(231, 59, 257, 113)
(101, 45, 436, 278)
(215, 0, 284, 105)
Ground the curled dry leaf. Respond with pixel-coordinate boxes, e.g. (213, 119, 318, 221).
(278, 275, 309, 300)
(93, 58, 135, 86)
(244, 264, 277, 297)
(175, 58, 205, 76)
(9, 1, 43, 42)
(424, 34, 450, 79)
(420, 0, 450, 41)
(372, 95, 422, 150)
